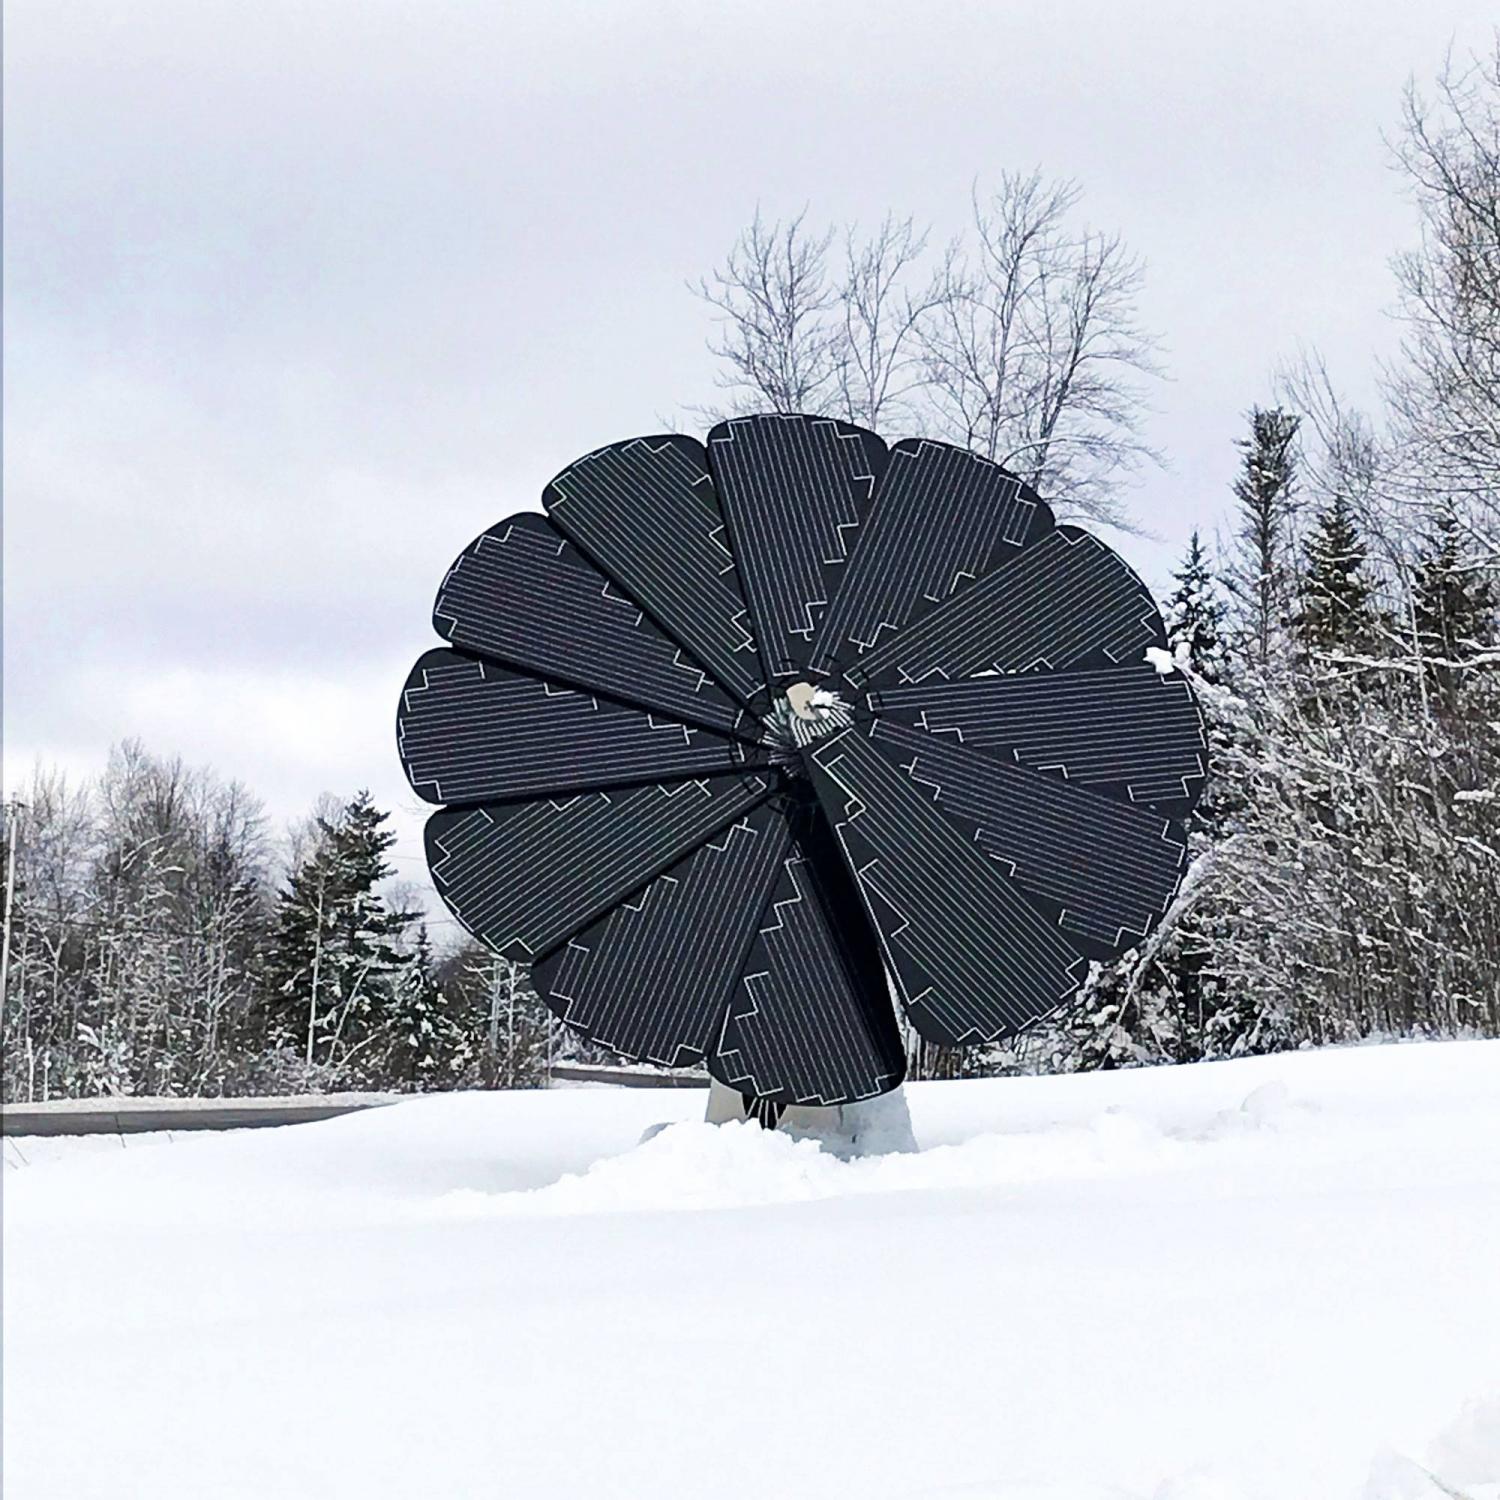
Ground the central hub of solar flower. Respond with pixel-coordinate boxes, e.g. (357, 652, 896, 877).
(769, 681, 854, 756)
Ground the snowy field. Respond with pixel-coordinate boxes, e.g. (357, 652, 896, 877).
(5, 1040, 1498, 1500)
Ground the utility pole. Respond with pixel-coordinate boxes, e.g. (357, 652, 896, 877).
(0, 800, 23, 1012)
(487, 953, 502, 1085)
(306, 878, 326, 1068)
(507, 961, 516, 1088)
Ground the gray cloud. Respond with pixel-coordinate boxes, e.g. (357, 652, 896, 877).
(6, 0, 1494, 897)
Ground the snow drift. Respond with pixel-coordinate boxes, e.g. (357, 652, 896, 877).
(5, 1039, 1498, 1499)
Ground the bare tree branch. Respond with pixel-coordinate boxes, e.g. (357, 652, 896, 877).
(915, 171, 1161, 526)
(690, 208, 840, 417)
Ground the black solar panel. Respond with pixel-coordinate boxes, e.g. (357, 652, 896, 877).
(544, 436, 766, 708)
(425, 773, 773, 962)
(846, 525, 1164, 691)
(531, 801, 793, 1070)
(708, 415, 885, 685)
(709, 794, 906, 1105)
(807, 726, 1089, 1045)
(857, 717, 1188, 956)
(869, 664, 1208, 814)
(809, 438, 1051, 681)
(434, 512, 760, 742)
(398, 650, 766, 806)
(400, 414, 1207, 1109)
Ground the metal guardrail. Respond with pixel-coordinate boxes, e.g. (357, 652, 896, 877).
(2, 1068, 709, 1136)
(1, 1093, 402, 1137)
(550, 1062, 709, 1089)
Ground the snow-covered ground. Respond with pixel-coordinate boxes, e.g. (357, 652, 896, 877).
(5, 1040, 1498, 1499)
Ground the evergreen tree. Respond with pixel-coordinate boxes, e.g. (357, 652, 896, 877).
(263, 791, 411, 1070)
(1410, 506, 1497, 713)
(1201, 975, 1298, 1059)
(1164, 531, 1229, 683)
(1059, 950, 1186, 1072)
(1295, 494, 1376, 659)
(1225, 406, 1300, 673)
(384, 923, 452, 1085)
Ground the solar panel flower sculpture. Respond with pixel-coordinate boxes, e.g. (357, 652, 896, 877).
(397, 416, 1206, 1119)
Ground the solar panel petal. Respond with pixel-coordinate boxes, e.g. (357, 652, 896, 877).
(710, 795, 906, 1106)
(425, 772, 774, 963)
(856, 716, 1190, 958)
(868, 663, 1208, 816)
(847, 525, 1165, 692)
(805, 726, 1090, 1045)
(530, 800, 794, 1069)
(434, 512, 762, 742)
(809, 437, 1054, 682)
(398, 650, 768, 806)
(707, 414, 886, 687)
(543, 435, 767, 709)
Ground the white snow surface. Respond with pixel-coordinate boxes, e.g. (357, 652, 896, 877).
(5, 1039, 1499, 1499)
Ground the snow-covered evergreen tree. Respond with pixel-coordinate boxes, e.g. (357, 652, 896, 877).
(1164, 530, 1229, 683)
(1053, 950, 1184, 1073)
(263, 790, 411, 1071)
(1295, 494, 1376, 660)
(383, 923, 453, 1085)
(1225, 407, 1300, 673)
(1409, 505, 1497, 713)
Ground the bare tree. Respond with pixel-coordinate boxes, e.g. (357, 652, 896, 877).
(1385, 38, 1500, 551)
(916, 173, 1159, 524)
(694, 178, 1158, 525)
(1, 769, 96, 1100)
(1281, 355, 1381, 521)
(279, 792, 344, 884)
(692, 208, 841, 415)
(1283, 31, 1500, 711)
(834, 214, 943, 429)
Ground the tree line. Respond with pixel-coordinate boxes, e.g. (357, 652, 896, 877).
(3, 42, 1496, 1101)
(0, 758, 556, 1102)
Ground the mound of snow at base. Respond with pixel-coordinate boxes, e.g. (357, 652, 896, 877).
(5, 1039, 1498, 1500)
(420, 1103, 1216, 1221)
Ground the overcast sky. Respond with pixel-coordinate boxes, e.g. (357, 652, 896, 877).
(5, 0, 1497, 900)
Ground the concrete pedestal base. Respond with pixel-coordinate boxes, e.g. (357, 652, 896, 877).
(704, 1078, 918, 1157)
